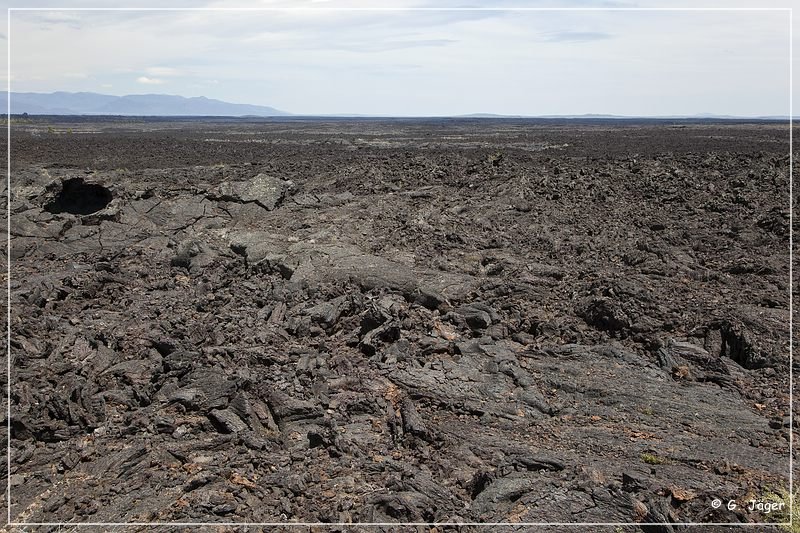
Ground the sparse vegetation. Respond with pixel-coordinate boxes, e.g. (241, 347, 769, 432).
(640, 452, 667, 465)
(762, 488, 798, 532)
(488, 150, 504, 167)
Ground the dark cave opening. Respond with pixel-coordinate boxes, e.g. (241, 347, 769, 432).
(44, 178, 112, 215)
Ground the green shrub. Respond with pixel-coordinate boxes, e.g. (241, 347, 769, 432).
(640, 452, 667, 465)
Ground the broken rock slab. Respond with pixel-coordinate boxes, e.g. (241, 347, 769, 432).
(209, 174, 294, 211)
(227, 234, 476, 307)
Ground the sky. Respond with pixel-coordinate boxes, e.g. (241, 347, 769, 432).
(0, 0, 796, 117)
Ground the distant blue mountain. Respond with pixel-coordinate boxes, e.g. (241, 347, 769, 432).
(11, 91, 289, 116)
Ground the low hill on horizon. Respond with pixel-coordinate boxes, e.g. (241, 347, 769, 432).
(11, 91, 290, 117)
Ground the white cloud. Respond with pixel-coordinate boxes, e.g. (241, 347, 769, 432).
(136, 76, 164, 85)
(146, 66, 180, 76)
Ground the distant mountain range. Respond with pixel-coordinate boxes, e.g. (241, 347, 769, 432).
(8, 92, 790, 120)
(11, 92, 289, 116)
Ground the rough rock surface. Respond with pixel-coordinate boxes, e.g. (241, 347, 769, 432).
(209, 173, 294, 211)
(5, 118, 793, 530)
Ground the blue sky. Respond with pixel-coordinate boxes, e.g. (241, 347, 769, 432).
(0, 0, 795, 116)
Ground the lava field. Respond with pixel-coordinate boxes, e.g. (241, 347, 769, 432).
(3, 117, 795, 530)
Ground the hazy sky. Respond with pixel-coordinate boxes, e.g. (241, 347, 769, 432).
(1, 0, 796, 116)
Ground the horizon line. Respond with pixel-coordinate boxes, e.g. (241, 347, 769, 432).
(7, 113, 794, 120)
(9, 92, 790, 120)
